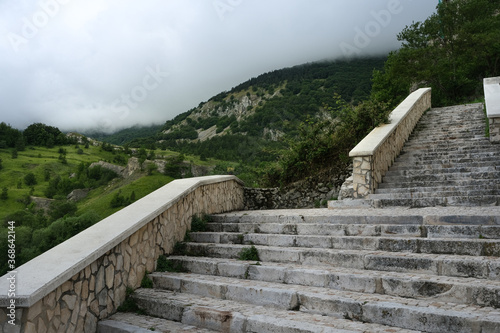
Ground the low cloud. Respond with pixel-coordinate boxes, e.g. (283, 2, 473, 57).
(0, 0, 437, 133)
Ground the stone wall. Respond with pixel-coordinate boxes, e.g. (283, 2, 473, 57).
(244, 168, 349, 210)
(489, 117, 500, 143)
(348, 88, 432, 198)
(484, 77, 500, 143)
(0, 176, 244, 333)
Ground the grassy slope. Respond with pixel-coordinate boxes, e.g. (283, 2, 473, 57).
(0, 144, 218, 222)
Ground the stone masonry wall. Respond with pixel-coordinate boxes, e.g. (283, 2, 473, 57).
(0, 178, 244, 333)
(350, 89, 431, 198)
(244, 168, 350, 210)
(489, 117, 500, 143)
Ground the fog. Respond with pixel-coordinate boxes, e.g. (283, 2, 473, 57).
(0, 0, 438, 133)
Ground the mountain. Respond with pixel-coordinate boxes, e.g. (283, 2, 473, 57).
(84, 124, 163, 146)
(116, 57, 386, 164)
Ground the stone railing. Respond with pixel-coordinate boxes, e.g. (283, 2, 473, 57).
(0, 175, 244, 333)
(348, 88, 431, 198)
(484, 77, 500, 143)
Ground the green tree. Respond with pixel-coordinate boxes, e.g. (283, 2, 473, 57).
(48, 201, 78, 221)
(11, 149, 18, 159)
(147, 163, 158, 175)
(1, 187, 8, 200)
(23, 123, 64, 147)
(110, 191, 128, 208)
(15, 136, 25, 151)
(372, 0, 500, 107)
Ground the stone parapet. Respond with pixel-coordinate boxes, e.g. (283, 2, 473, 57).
(348, 88, 432, 198)
(489, 117, 500, 143)
(0, 176, 244, 333)
(484, 77, 500, 143)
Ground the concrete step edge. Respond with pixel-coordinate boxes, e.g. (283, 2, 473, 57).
(165, 255, 500, 308)
(99, 313, 217, 333)
(205, 223, 500, 239)
(144, 273, 500, 333)
(183, 243, 500, 280)
(188, 232, 500, 256)
(131, 288, 419, 333)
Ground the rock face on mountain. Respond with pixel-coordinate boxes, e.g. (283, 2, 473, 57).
(89, 161, 126, 177)
(67, 189, 90, 202)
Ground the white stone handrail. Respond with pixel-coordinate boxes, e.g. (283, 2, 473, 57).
(349, 88, 432, 198)
(484, 77, 500, 142)
(0, 175, 244, 332)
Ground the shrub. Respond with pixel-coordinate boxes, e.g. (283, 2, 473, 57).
(191, 214, 211, 232)
(238, 245, 259, 261)
(140, 272, 153, 288)
(156, 255, 185, 272)
(24, 172, 37, 186)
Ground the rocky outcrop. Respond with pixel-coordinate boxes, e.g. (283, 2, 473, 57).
(67, 189, 90, 202)
(123, 157, 141, 177)
(30, 196, 54, 213)
(89, 161, 126, 177)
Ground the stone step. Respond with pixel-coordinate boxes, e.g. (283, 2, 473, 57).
(400, 144, 497, 153)
(399, 144, 498, 153)
(382, 171, 500, 183)
(412, 119, 484, 126)
(188, 232, 500, 256)
(209, 212, 426, 225)
(408, 127, 486, 135)
(206, 223, 500, 239)
(131, 288, 421, 333)
(375, 184, 500, 194)
(99, 312, 217, 332)
(384, 166, 498, 177)
(410, 121, 485, 128)
(417, 121, 485, 126)
(389, 161, 498, 171)
(377, 178, 496, 189)
(394, 152, 498, 161)
(391, 156, 500, 166)
(370, 189, 500, 200)
(210, 209, 500, 225)
(145, 272, 500, 333)
(166, 256, 500, 308)
(183, 243, 500, 280)
(371, 195, 500, 208)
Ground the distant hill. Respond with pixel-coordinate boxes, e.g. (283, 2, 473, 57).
(84, 124, 163, 146)
(101, 57, 386, 164)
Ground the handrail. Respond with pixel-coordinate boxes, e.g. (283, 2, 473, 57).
(0, 175, 244, 332)
(349, 88, 432, 198)
(484, 77, 500, 143)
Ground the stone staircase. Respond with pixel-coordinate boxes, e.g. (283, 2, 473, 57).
(96, 103, 500, 332)
(99, 208, 500, 333)
(368, 103, 500, 207)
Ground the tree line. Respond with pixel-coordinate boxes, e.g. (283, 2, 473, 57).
(0, 122, 78, 149)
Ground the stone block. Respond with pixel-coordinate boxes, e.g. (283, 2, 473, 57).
(225, 284, 299, 310)
(441, 259, 488, 279)
(182, 307, 246, 332)
(329, 273, 377, 294)
(248, 264, 286, 283)
(217, 262, 248, 279)
(298, 291, 362, 319)
(286, 268, 329, 288)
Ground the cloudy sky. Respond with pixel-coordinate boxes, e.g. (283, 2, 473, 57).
(0, 0, 438, 133)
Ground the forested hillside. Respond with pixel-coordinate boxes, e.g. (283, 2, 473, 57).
(111, 57, 386, 185)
